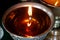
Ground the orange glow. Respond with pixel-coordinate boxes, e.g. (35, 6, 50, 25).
(24, 18, 37, 23)
(27, 22, 31, 27)
(9, 12, 15, 19)
(24, 19, 29, 22)
(27, 36, 33, 38)
(29, 17, 32, 20)
(26, 28, 30, 32)
(25, 35, 33, 38)
(54, 0, 59, 6)
(28, 6, 32, 16)
(43, 0, 60, 7)
(32, 18, 36, 21)
(23, 18, 38, 27)
(23, 19, 31, 27)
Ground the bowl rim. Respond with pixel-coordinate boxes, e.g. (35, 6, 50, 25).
(40, 0, 60, 8)
(2, 2, 54, 38)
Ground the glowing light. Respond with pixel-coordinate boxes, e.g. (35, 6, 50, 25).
(25, 35, 33, 38)
(54, 36, 57, 40)
(24, 19, 29, 22)
(9, 12, 15, 19)
(29, 17, 32, 20)
(55, 0, 59, 6)
(28, 6, 32, 16)
(27, 36, 33, 38)
(55, 31, 57, 35)
(27, 23, 31, 27)
(26, 28, 29, 32)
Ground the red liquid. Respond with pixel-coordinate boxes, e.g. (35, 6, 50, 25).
(4, 7, 51, 37)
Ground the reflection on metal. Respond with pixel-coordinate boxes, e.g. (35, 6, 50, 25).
(0, 26, 4, 39)
(51, 30, 58, 35)
(45, 16, 60, 40)
(53, 16, 60, 28)
(54, 0, 59, 6)
(54, 36, 56, 40)
(55, 31, 57, 35)
(44, 29, 60, 40)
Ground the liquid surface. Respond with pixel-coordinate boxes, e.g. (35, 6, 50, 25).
(4, 7, 51, 37)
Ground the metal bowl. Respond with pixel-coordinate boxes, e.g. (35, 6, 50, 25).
(0, 26, 4, 40)
(2, 2, 54, 40)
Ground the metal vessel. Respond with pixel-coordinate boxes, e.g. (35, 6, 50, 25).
(2, 2, 54, 40)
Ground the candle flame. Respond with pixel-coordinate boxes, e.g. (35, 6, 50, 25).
(23, 19, 31, 27)
(28, 6, 32, 16)
(54, 0, 58, 6)
(27, 22, 31, 27)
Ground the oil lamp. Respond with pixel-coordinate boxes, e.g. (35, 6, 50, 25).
(2, 2, 54, 40)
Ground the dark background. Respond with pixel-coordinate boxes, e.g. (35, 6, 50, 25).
(0, 0, 22, 40)
(0, 0, 40, 40)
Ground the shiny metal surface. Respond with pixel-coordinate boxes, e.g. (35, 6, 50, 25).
(51, 8, 60, 16)
(2, 2, 54, 40)
(40, 0, 60, 16)
(44, 28, 60, 40)
(44, 16, 60, 40)
(40, 0, 60, 8)
(53, 16, 60, 28)
(0, 26, 4, 39)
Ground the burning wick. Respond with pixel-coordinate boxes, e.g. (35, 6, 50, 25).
(27, 6, 32, 27)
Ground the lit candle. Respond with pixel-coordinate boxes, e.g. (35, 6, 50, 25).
(28, 6, 32, 17)
(27, 6, 32, 27)
(4, 6, 51, 37)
